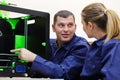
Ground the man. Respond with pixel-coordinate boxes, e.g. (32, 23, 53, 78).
(11, 10, 90, 80)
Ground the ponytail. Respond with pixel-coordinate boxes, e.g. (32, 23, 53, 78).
(104, 10, 120, 42)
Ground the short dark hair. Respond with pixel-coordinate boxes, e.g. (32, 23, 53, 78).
(53, 10, 75, 24)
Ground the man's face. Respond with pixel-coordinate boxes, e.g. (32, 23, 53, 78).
(52, 16, 76, 45)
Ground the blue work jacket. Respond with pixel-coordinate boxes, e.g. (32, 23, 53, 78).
(81, 35, 120, 80)
(31, 34, 90, 80)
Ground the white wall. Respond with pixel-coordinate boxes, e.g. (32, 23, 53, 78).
(5, 0, 120, 41)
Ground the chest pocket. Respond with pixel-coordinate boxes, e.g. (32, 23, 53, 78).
(52, 47, 70, 64)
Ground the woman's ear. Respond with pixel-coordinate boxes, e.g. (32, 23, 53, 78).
(88, 22, 94, 30)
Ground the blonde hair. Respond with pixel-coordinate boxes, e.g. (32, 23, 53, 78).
(105, 10, 120, 42)
(81, 2, 120, 42)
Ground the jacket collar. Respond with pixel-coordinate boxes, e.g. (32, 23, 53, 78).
(54, 34, 77, 51)
(92, 35, 106, 46)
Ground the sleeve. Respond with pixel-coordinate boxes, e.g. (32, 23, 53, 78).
(31, 43, 89, 79)
(101, 43, 120, 80)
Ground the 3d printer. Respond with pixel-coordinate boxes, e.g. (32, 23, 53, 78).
(0, 4, 50, 77)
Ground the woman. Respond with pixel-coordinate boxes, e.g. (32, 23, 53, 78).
(80, 2, 120, 80)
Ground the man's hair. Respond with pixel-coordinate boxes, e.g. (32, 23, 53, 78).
(53, 10, 75, 24)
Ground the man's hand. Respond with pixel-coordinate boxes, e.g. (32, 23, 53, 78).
(10, 48, 37, 62)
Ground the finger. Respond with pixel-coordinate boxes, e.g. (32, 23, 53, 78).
(10, 49, 21, 52)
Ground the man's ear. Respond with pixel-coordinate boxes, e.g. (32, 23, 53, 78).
(88, 22, 94, 30)
(52, 24, 55, 32)
(75, 24, 77, 30)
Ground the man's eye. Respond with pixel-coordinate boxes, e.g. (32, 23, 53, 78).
(68, 24, 73, 27)
(58, 24, 64, 28)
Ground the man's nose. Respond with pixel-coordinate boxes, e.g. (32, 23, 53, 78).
(63, 26, 69, 31)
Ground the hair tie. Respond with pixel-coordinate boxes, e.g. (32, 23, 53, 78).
(104, 9, 107, 14)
